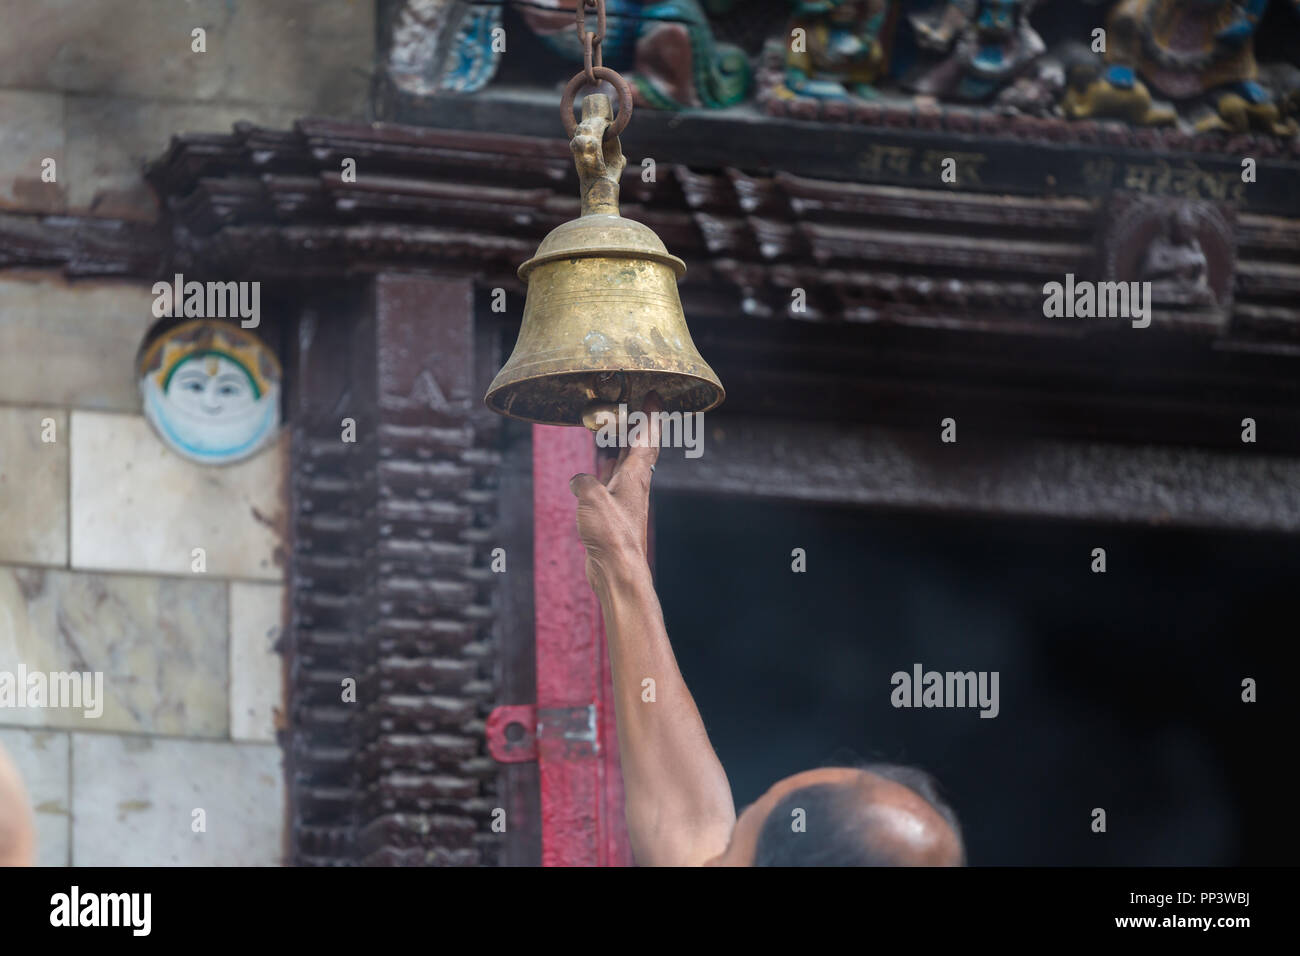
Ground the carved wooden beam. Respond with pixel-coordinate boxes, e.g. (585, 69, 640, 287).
(145, 120, 1300, 348)
(652, 416, 1300, 532)
(0, 213, 164, 277)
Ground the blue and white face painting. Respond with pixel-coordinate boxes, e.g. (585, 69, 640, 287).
(140, 343, 281, 465)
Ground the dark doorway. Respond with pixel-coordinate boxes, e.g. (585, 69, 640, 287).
(654, 493, 1297, 865)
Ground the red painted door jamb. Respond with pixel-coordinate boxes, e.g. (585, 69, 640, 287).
(528, 424, 631, 865)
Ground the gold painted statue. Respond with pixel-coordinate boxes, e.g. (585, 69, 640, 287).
(1066, 0, 1299, 134)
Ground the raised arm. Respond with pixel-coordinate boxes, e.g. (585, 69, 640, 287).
(569, 395, 736, 866)
(0, 741, 35, 866)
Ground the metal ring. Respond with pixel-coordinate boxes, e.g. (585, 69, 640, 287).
(560, 66, 634, 140)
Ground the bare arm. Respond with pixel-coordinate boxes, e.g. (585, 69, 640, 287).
(570, 396, 736, 866)
(0, 741, 35, 866)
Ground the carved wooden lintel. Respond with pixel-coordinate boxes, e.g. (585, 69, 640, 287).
(145, 119, 1300, 352)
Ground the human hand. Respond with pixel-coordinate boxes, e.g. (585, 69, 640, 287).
(569, 392, 662, 592)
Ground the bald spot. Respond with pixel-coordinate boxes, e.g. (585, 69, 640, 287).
(848, 771, 963, 866)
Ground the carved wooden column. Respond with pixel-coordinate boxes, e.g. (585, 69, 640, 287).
(287, 274, 504, 865)
(286, 285, 374, 865)
(362, 274, 502, 865)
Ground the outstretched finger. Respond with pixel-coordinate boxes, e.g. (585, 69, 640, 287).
(611, 391, 662, 494)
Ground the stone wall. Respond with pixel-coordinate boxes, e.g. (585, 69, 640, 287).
(0, 0, 376, 865)
(0, 0, 374, 220)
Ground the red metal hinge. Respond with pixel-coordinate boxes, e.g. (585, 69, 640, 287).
(487, 703, 603, 766)
(486, 704, 538, 763)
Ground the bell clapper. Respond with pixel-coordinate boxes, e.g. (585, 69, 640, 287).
(582, 402, 621, 433)
(595, 369, 626, 401)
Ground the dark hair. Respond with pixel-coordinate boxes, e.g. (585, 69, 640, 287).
(751, 762, 965, 866)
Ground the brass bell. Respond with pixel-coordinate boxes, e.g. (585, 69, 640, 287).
(485, 92, 724, 428)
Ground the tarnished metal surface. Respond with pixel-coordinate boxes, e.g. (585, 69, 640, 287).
(485, 93, 724, 426)
(490, 254, 724, 424)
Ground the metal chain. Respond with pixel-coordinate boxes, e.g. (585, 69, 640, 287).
(576, 0, 606, 85)
(560, 0, 632, 140)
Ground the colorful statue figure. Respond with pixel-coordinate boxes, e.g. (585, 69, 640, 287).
(136, 320, 282, 466)
(906, 0, 1046, 101)
(389, 0, 750, 110)
(776, 0, 898, 100)
(1069, 0, 1300, 134)
(1061, 39, 1178, 125)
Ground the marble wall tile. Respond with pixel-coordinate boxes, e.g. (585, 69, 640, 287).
(70, 411, 287, 580)
(0, 276, 155, 410)
(0, 0, 373, 116)
(0, 406, 68, 566)
(0, 567, 227, 737)
(0, 727, 69, 866)
(229, 582, 285, 744)
(71, 734, 285, 866)
(0, 90, 64, 213)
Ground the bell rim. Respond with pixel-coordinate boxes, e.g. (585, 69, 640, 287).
(484, 371, 725, 427)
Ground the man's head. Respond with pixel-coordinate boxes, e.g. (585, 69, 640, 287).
(0, 742, 35, 866)
(705, 763, 964, 866)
